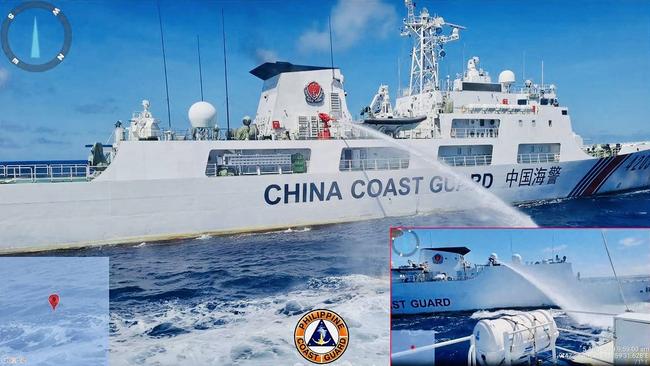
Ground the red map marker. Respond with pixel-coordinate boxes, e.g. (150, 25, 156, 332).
(48, 294, 59, 310)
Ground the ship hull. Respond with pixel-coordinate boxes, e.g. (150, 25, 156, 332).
(391, 264, 650, 315)
(0, 149, 649, 253)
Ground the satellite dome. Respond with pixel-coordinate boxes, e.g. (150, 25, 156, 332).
(188, 101, 217, 128)
(498, 70, 515, 85)
(512, 253, 522, 264)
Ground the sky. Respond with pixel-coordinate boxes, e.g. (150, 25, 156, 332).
(391, 228, 650, 277)
(0, 0, 649, 160)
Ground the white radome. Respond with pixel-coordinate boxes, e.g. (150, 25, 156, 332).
(498, 70, 515, 85)
(188, 101, 217, 129)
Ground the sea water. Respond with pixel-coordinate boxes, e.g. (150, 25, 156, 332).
(10, 191, 644, 365)
(3, 159, 650, 364)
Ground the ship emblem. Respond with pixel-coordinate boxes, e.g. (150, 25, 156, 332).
(433, 254, 444, 264)
(304, 81, 324, 104)
(294, 309, 349, 364)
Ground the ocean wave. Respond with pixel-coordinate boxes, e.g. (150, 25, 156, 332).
(110, 274, 389, 365)
(469, 308, 529, 319)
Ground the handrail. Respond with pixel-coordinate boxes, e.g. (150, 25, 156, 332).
(450, 128, 499, 139)
(555, 345, 613, 365)
(391, 316, 615, 365)
(392, 335, 475, 361)
(439, 154, 492, 167)
(517, 153, 560, 164)
(205, 161, 310, 176)
(0, 163, 102, 183)
(339, 158, 410, 171)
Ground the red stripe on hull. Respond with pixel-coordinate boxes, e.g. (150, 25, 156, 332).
(581, 155, 628, 196)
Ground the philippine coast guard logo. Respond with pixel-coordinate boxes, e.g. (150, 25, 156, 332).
(304, 81, 324, 104)
(294, 309, 349, 364)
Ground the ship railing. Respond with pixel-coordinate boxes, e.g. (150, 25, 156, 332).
(0, 164, 101, 183)
(450, 128, 499, 139)
(391, 310, 617, 365)
(339, 158, 410, 171)
(439, 155, 492, 167)
(205, 161, 310, 176)
(517, 153, 560, 164)
(553, 309, 616, 365)
(391, 335, 477, 366)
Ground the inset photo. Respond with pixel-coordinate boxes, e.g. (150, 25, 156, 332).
(390, 228, 650, 366)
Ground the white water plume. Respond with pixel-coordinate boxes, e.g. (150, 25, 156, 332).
(338, 120, 536, 227)
(501, 262, 617, 328)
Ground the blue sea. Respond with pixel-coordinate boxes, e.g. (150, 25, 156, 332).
(0, 258, 109, 366)
(3, 161, 650, 365)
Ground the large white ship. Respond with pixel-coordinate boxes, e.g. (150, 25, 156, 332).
(391, 243, 650, 315)
(1, 1, 650, 253)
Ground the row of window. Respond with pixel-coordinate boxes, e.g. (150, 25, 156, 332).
(205, 144, 561, 176)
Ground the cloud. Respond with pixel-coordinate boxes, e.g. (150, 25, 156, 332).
(542, 244, 568, 253)
(619, 236, 647, 248)
(0, 67, 9, 89)
(0, 120, 24, 133)
(33, 137, 66, 145)
(0, 135, 18, 149)
(619, 262, 650, 276)
(297, 0, 398, 53)
(75, 98, 119, 115)
(255, 48, 279, 63)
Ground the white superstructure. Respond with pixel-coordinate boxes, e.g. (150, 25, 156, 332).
(390, 241, 650, 315)
(0, 1, 649, 253)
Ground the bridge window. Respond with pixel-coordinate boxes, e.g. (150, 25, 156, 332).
(451, 119, 500, 138)
(438, 145, 493, 166)
(517, 143, 560, 163)
(339, 147, 409, 171)
(206, 149, 311, 176)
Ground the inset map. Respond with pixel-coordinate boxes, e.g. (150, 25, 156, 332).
(0, 257, 109, 366)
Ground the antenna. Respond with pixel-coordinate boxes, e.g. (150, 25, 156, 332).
(522, 50, 526, 82)
(601, 230, 631, 312)
(328, 16, 335, 81)
(401, 1, 463, 95)
(156, 0, 172, 130)
(541, 60, 544, 88)
(550, 231, 554, 258)
(221, 8, 231, 140)
(397, 56, 401, 95)
(196, 35, 204, 101)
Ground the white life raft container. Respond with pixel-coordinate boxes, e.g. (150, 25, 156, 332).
(473, 310, 558, 365)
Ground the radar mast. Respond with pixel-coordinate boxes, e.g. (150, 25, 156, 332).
(401, 0, 464, 95)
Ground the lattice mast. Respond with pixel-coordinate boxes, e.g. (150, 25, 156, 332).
(401, 0, 464, 95)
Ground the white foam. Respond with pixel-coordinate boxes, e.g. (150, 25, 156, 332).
(284, 227, 312, 233)
(470, 309, 527, 319)
(110, 274, 388, 365)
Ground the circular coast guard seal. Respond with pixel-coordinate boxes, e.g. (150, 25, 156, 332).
(294, 309, 349, 364)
